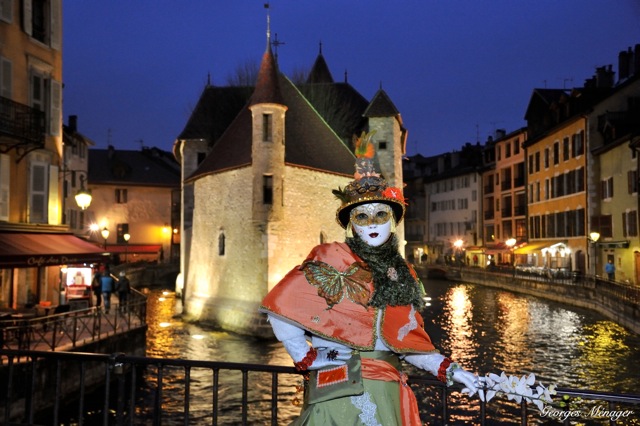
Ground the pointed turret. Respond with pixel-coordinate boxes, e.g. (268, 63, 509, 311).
(306, 42, 334, 84)
(364, 88, 400, 118)
(250, 43, 285, 107)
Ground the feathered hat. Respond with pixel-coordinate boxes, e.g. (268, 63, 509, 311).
(332, 130, 407, 229)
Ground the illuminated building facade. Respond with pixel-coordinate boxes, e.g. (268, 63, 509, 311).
(522, 67, 616, 276)
(174, 42, 407, 335)
(588, 49, 640, 283)
(482, 128, 527, 266)
(0, 1, 106, 309)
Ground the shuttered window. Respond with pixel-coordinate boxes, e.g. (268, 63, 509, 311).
(49, 79, 61, 136)
(0, 0, 12, 23)
(0, 56, 11, 98)
(30, 162, 48, 223)
(0, 154, 9, 221)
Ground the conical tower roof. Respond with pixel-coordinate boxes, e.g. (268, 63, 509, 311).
(364, 88, 400, 117)
(250, 43, 284, 106)
(306, 44, 334, 84)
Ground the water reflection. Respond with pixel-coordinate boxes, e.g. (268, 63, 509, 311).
(142, 279, 640, 424)
(423, 281, 640, 395)
(142, 288, 301, 424)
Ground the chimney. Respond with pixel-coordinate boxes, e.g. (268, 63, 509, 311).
(634, 44, 640, 78)
(618, 49, 630, 81)
(107, 145, 115, 159)
(451, 151, 460, 168)
(595, 65, 614, 88)
(68, 115, 78, 133)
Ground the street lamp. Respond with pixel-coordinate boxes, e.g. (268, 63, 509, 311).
(101, 227, 110, 250)
(590, 231, 600, 276)
(453, 239, 463, 266)
(74, 175, 92, 210)
(123, 233, 131, 263)
(505, 238, 517, 270)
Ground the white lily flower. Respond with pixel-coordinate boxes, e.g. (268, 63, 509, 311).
(515, 375, 530, 396)
(475, 371, 556, 412)
(525, 373, 536, 386)
(531, 397, 546, 411)
(487, 373, 502, 383)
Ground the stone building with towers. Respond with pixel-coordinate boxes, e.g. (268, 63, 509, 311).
(173, 34, 408, 336)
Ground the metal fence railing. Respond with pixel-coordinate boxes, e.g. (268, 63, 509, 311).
(0, 290, 147, 352)
(1, 349, 639, 426)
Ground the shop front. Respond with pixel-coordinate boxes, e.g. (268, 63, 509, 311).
(0, 231, 108, 310)
(514, 240, 571, 278)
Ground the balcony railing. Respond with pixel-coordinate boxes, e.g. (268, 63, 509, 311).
(0, 96, 45, 154)
(1, 349, 639, 425)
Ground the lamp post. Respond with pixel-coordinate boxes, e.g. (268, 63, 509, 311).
(505, 238, 517, 272)
(101, 227, 110, 250)
(590, 231, 600, 277)
(61, 171, 92, 224)
(453, 239, 463, 266)
(74, 175, 92, 210)
(123, 233, 130, 263)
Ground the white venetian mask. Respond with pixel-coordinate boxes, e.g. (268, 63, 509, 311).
(350, 203, 393, 247)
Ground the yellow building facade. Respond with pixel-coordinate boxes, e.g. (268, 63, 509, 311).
(1, 1, 106, 310)
(523, 117, 589, 276)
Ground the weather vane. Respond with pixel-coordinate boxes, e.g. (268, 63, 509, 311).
(264, 3, 284, 62)
(272, 33, 285, 63)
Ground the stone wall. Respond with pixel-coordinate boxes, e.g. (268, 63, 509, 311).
(183, 165, 352, 336)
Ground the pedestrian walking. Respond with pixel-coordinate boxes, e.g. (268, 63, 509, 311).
(605, 259, 616, 281)
(100, 269, 115, 314)
(117, 271, 131, 312)
(91, 269, 102, 308)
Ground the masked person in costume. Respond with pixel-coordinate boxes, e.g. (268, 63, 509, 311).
(260, 132, 479, 425)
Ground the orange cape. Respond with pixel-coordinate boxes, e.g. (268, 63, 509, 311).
(260, 242, 436, 353)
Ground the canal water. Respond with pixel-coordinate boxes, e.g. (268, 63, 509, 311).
(141, 278, 640, 425)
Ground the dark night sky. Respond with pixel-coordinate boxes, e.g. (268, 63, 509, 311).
(63, 1, 640, 157)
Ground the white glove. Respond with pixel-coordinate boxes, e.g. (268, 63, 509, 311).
(404, 352, 479, 396)
(268, 314, 350, 370)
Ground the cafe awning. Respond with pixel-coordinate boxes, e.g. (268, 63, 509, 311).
(483, 242, 510, 255)
(0, 232, 108, 268)
(597, 240, 630, 249)
(514, 240, 567, 254)
(105, 244, 162, 254)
